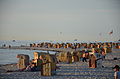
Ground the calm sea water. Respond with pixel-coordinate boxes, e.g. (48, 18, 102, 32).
(0, 49, 57, 65)
(0, 40, 57, 65)
(0, 40, 50, 46)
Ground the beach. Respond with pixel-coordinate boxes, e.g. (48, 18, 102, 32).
(1, 0, 120, 78)
(0, 48, 120, 79)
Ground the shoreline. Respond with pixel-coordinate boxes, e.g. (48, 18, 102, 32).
(0, 46, 75, 52)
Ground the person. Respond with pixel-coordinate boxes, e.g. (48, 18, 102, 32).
(89, 54, 97, 68)
(94, 50, 100, 58)
(8, 45, 11, 48)
(22, 62, 37, 72)
(7, 62, 38, 72)
(39, 55, 44, 75)
(101, 49, 106, 60)
(82, 52, 87, 62)
(25, 62, 32, 71)
(97, 51, 105, 68)
(23, 59, 36, 71)
(113, 65, 120, 79)
(30, 63, 38, 72)
(96, 56, 104, 68)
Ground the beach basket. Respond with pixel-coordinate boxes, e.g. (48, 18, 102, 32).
(71, 51, 79, 62)
(90, 44, 94, 48)
(17, 54, 29, 69)
(34, 52, 41, 59)
(106, 47, 112, 53)
(57, 52, 72, 63)
(33, 52, 49, 60)
(33, 52, 49, 67)
(102, 47, 106, 54)
(91, 48, 95, 53)
(40, 54, 56, 76)
(42, 62, 52, 76)
(72, 56, 78, 62)
(93, 48, 101, 53)
(34, 59, 42, 67)
(47, 43, 51, 48)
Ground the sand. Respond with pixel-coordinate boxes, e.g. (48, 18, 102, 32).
(0, 48, 120, 79)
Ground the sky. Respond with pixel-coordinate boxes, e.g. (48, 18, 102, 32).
(0, 0, 120, 42)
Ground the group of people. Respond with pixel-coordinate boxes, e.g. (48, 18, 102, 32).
(7, 55, 45, 72)
(21, 55, 46, 72)
(6, 46, 120, 78)
(80, 49, 106, 68)
(82, 49, 120, 79)
(7, 63, 38, 72)
(19, 62, 38, 72)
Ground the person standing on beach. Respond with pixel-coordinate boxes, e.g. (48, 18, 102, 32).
(89, 54, 97, 68)
(113, 65, 120, 79)
(82, 51, 87, 62)
(94, 50, 100, 58)
(39, 55, 44, 75)
(101, 49, 106, 60)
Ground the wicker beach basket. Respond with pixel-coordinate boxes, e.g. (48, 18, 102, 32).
(16, 54, 29, 69)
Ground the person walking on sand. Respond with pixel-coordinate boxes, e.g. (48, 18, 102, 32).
(113, 65, 120, 79)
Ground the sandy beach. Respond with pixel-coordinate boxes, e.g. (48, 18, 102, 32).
(0, 48, 120, 79)
(1, 0, 120, 78)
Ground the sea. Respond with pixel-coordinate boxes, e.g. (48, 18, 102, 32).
(0, 40, 59, 65)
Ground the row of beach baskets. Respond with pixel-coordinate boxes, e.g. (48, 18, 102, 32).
(17, 52, 57, 76)
(16, 47, 112, 76)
